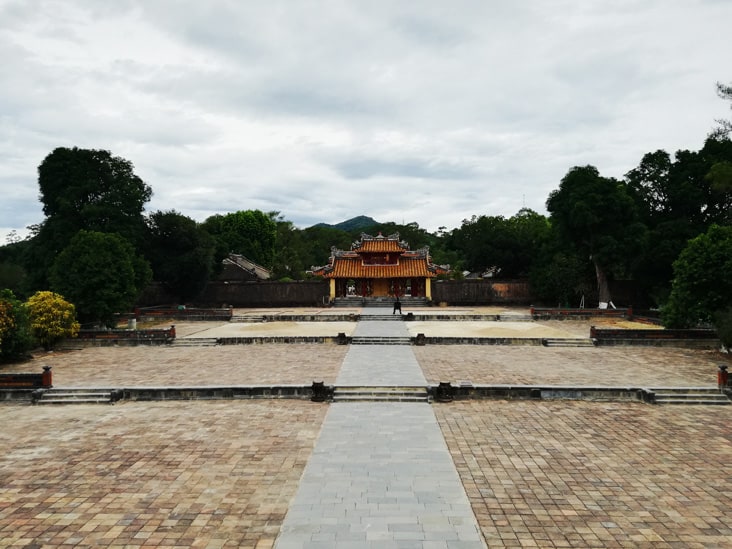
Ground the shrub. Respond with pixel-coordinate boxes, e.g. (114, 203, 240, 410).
(26, 291, 80, 350)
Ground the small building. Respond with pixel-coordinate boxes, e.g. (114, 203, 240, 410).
(217, 254, 271, 282)
(310, 233, 449, 301)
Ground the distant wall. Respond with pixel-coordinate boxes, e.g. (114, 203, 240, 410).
(137, 281, 330, 308)
(431, 280, 532, 305)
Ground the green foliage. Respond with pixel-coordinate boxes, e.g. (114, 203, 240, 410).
(22, 147, 153, 291)
(26, 291, 80, 351)
(447, 209, 550, 278)
(662, 225, 732, 328)
(0, 289, 33, 362)
(625, 138, 732, 305)
(714, 307, 732, 352)
(547, 165, 647, 304)
(202, 210, 277, 268)
(529, 237, 594, 306)
(715, 81, 732, 137)
(145, 211, 215, 301)
(37, 147, 152, 244)
(49, 231, 152, 325)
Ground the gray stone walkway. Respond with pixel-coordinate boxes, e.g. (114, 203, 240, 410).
(274, 314, 486, 548)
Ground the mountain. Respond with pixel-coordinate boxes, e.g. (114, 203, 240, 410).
(311, 215, 379, 232)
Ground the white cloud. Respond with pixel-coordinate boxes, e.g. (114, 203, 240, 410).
(1, 0, 730, 244)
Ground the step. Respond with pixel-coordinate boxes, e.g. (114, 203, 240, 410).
(35, 390, 115, 405)
(542, 338, 596, 347)
(333, 386, 429, 403)
(230, 315, 264, 323)
(360, 315, 404, 321)
(171, 338, 219, 347)
(650, 388, 730, 405)
(350, 337, 412, 345)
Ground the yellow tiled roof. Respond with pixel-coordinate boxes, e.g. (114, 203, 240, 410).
(327, 257, 436, 279)
(356, 239, 405, 253)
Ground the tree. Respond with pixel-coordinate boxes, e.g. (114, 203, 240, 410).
(24, 147, 153, 290)
(714, 81, 732, 137)
(37, 147, 152, 245)
(626, 138, 732, 304)
(445, 209, 549, 278)
(26, 291, 80, 350)
(662, 225, 732, 328)
(202, 210, 277, 268)
(49, 231, 151, 325)
(145, 211, 215, 301)
(0, 290, 33, 362)
(547, 166, 647, 306)
(715, 307, 732, 353)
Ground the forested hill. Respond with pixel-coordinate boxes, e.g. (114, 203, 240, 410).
(310, 215, 379, 232)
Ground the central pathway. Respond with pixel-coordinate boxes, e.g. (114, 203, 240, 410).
(274, 308, 486, 548)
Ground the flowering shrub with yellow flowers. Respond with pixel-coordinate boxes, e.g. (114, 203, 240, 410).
(26, 291, 80, 351)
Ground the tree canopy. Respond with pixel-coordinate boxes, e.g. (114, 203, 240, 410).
(662, 225, 732, 328)
(49, 230, 151, 325)
(202, 210, 277, 269)
(144, 211, 216, 302)
(547, 166, 647, 306)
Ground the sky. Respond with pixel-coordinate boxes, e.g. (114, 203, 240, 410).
(1, 0, 731, 243)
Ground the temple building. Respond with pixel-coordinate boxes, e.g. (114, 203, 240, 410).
(310, 233, 449, 301)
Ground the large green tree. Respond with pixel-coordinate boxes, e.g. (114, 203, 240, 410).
(24, 147, 152, 290)
(202, 210, 277, 268)
(547, 166, 647, 306)
(626, 137, 732, 304)
(145, 211, 215, 301)
(37, 147, 152, 244)
(49, 231, 151, 325)
(445, 209, 549, 278)
(662, 225, 732, 328)
(714, 81, 732, 137)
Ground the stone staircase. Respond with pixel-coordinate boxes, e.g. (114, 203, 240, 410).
(230, 315, 265, 323)
(333, 386, 429, 403)
(33, 388, 120, 405)
(542, 338, 596, 348)
(171, 338, 219, 347)
(650, 387, 731, 405)
(351, 336, 412, 345)
(360, 314, 404, 321)
(333, 297, 429, 308)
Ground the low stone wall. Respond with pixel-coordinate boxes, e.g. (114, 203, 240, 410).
(135, 308, 232, 321)
(431, 280, 531, 305)
(0, 367, 52, 389)
(122, 385, 314, 401)
(590, 327, 719, 348)
(430, 383, 648, 402)
(70, 327, 176, 347)
(531, 307, 632, 320)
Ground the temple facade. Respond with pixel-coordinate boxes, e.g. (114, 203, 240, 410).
(310, 233, 448, 301)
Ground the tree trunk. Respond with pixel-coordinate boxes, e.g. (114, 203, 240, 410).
(594, 259, 612, 307)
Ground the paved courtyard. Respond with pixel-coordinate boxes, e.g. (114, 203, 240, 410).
(1, 309, 731, 548)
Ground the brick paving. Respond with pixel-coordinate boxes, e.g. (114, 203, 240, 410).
(0, 401, 325, 549)
(436, 401, 732, 548)
(19, 345, 347, 387)
(2, 311, 732, 547)
(415, 346, 723, 387)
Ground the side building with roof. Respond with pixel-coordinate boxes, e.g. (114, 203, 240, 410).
(310, 232, 449, 301)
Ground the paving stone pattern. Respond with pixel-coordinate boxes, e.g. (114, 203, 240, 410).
(275, 314, 484, 548)
(2, 309, 732, 548)
(0, 401, 325, 548)
(436, 401, 732, 548)
(415, 346, 722, 387)
(10, 345, 347, 387)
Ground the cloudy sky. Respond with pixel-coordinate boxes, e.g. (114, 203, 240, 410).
(1, 0, 731, 242)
